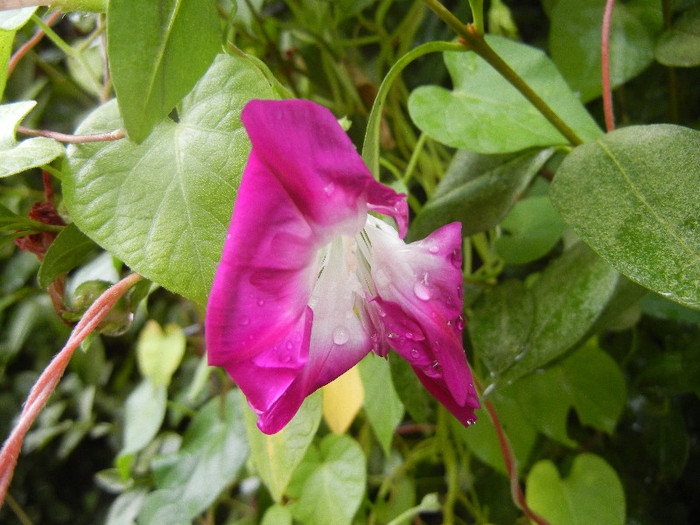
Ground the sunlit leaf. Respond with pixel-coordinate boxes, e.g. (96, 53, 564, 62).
(136, 320, 186, 387)
(323, 365, 364, 434)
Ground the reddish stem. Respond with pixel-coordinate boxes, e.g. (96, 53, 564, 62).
(0, 273, 142, 511)
(475, 378, 550, 525)
(602, 0, 616, 132)
(7, 11, 62, 77)
(16, 126, 125, 143)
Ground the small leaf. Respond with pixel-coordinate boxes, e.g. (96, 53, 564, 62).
(104, 488, 149, 525)
(655, 6, 700, 67)
(409, 148, 554, 240)
(107, 0, 221, 142)
(0, 101, 64, 177)
(494, 195, 567, 264)
(526, 454, 626, 525)
(550, 124, 700, 310)
(408, 35, 601, 153)
(38, 223, 98, 289)
(120, 378, 167, 456)
(550, 0, 663, 102)
(322, 364, 364, 434)
(289, 434, 366, 525)
(261, 504, 293, 525)
(0, 9, 36, 99)
(136, 320, 186, 387)
(242, 392, 322, 502)
(64, 53, 277, 304)
(359, 353, 404, 455)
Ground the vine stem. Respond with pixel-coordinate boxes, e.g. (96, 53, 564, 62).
(601, 0, 616, 132)
(0, 273, 143, 512)
(421, 0, 583, 146)
(475, 378, 551, 525)
(16, 126, 125, 143)
(7, 11, 62, 77)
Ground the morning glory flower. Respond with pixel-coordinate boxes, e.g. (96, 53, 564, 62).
(205, 99, 479, 434)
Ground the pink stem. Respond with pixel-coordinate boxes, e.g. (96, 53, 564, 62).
(0, 273, 142, 511)
(7, 11, 62, 77)
(602, 0, 616, 132)
(16, 126, 125, 143)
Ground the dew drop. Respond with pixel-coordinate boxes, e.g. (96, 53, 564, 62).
(456, 314, 465, 331)
(257, 298, 265, 306)
(450, 248, 462, 268)
(333, 326, 349, 345)
(429, 245, 439, 254)
(413, 281, 431, 301)
(410, 348, 420, 360)
(406, 331, 414, 340)
(239, 315, 250, 326)
(423, 360, 442, 378)
(388, 332, 399, 339)
(286, 341, 294, 351)
(323, 182, 335, 195)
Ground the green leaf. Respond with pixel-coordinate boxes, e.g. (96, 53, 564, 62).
(64, 53, 276, 304)
(409, 148, 553, 240)
(509, 340, 626, 446)
(0, 101, 65, 177)
(526, 454, 626, 525)
(494, 195, 567, 264)
(107, 0, 221, 142)
(407, 35, 602, 153)
(358, 353, 404, 455)
(146, 390, 248, 519)
(469, 279, 534, 378)
(104, 488, 149, 525)
(37, 223, 98, 289)
(120, 378, 167, 456)
(0, 7, 37, 30)
(289, 434, 366, 525)
(242, 392, 322, 502)
(389, 354, 434, 424)
(136, 320, 186, 387)
(550, 124, 700, 310)
(550, 0, 663, 102)
(655, 6, 700, 67)
(494, 242, 619, 386)
(261, 504, 293, 525)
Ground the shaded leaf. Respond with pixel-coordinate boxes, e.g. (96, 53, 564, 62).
(37, 223, 98, 289)
(408, 35, 601, 153)
(120, 379, 167, 456)
(64, 53, 276, 304)
(550, 124, 700, 310)
(655, 6, 700, 67)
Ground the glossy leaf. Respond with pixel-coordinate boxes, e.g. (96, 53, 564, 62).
(0, 101, 64, 177)
(136, 320, 186, 387)
(526, 454, 626, 525)
(655, 6, 700, 67)
(408, 35, 601, 153)
(242, 392, 321, 502)
(359, 353, 404, 455)
(288, 434, 366, 525)
(409, 148, 553, 241)
(550, 0, 663, 102)
(145, 390, 248, 519)
(107, 0, 221, 142)
(64, 53, 276, 304)
(37, 223, 98, 289)
(550, 124, 700, 310)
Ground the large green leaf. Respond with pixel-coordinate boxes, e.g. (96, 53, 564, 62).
(408, 35, 602, 153)
(0, 101, 65, 178)
(242, 392, 322, 503)
(64, 53, 276, 304)
(526, 454, 626, 525)
(550, 124, 700, 310)
(107, 0, 221, 142)
(550, 0, 663, 102)
(409, 148, 553, 241)
(288, 434, 366, 525)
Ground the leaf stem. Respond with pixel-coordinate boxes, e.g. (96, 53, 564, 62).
(0, 273, 142, 512)
(16, 126, 125, 143)
(421, 0, 584, 146)
(601, 0, 616, 132)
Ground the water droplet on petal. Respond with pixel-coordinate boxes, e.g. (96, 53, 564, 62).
(410, 348, 420, 360)
(429, 245, 439, 254)
(388, 332, 399, 339)
(423, 360, 442, 378)
(456, 315, 465, 331)
(257, 298, 265, 306)
(239, 315, 250, 326)
(286, 341, 294, 351)
(450, 249, 462, 268)
(333, 326, 349, 345)
(324, 183, 335, 195)
(413, 281, 431, 301)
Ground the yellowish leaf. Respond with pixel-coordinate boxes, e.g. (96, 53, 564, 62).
(322, 365, 364, 434)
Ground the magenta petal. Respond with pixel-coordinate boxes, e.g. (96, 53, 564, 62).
(413, 367, 479, 427)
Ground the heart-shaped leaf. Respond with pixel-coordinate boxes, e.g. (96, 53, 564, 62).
(64, 53, 276, 304)
(408, 35, 602, 153)
(550, 124, 700, 310)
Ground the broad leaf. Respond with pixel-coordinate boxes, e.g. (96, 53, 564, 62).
(526, 454, 626, 525)
(408, 35, 601, 153)
(409, 148, 553, 241)
(550, 124, 700, 310)
(120, 378, 167, 456)
(288, 434, 366, 525)
(37, 223, 98, 289)
(64, 53, 276, 304)
(107, 0, 221, 142)
(550, 0, 663, 102)
(0, 101, 64, 177)
(655, 6, 700, 67)
(242, 392, 321, 502)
